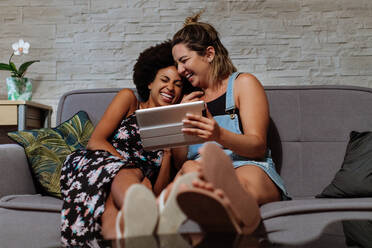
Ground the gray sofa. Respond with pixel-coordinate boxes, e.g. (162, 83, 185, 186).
(1, 86, 372, 247)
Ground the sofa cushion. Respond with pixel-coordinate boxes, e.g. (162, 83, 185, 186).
(0, 144, 37, 197)
(265, 87, 372, 198)
(57, 88, 121, 126)
(0, 194, 62, 212)
(0, 206, 60, 247)
(54, 111, 94, 151)
(317, 131, 372, 198)
(7, 111, 93, 198)
(260, 197, 372, 220)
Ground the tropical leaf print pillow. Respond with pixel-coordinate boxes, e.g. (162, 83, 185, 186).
(55, 111, 94, 151)
(8, 111, 94, 198)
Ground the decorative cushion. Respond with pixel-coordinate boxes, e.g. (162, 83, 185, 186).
(8, 111, 94, 198)
(317, 131, 372, 198)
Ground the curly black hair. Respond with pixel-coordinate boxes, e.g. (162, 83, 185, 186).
(133, 40, 193, 101)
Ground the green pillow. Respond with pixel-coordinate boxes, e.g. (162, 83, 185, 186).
(55, 111, 93, 151)
(8, 111, 94, 198)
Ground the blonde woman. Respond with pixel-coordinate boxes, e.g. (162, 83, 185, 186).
(170, 12, 290, 234)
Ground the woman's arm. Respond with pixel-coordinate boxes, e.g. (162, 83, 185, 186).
(218, 73, 269, 159)
(153, 149, 173, 196)
(169, 90, 205, 168)
(86, 89, 137, 158)
(182, 73, 269, 159)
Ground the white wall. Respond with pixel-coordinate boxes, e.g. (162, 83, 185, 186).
(1, 0, 372, 125)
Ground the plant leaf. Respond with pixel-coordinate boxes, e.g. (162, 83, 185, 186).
(9, 62, 18, 72)
(19, 60, 40, 78)
(0, 63, 12, 71)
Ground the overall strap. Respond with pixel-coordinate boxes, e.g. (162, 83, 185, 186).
(225, 72, 240, 113)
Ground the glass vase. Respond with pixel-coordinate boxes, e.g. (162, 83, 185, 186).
(6, 77, 32, 101)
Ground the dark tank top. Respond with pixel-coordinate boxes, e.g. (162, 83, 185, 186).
(206, 93, 243, 132)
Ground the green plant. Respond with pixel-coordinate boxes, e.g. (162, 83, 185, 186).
(0, 39, 39, 78)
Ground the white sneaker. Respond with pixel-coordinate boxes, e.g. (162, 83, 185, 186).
(115, 172, 198, 239)
(156, 172, 198, 235)
(115, 184, 159, 239)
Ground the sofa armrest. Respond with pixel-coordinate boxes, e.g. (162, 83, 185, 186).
(0, 144, 37, 198)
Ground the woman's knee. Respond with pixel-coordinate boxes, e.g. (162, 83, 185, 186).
(240, 179, 279, 205)
(236, 178, 260, 202)
(111, 168, 143, 190)
(236, 166, 280, 205)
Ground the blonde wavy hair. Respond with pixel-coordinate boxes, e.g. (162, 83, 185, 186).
(172, 10, 236, 84)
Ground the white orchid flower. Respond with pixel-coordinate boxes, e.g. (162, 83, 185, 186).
(1, 39, 38, 79)
(12, 39, 30, 55)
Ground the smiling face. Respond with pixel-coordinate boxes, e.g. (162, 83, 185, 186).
(172, 43, 213, 89)
(147, 65, 183, 107)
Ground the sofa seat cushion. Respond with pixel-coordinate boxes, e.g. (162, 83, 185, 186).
(0, 194, 62, 212)
(0, 206, 60, 247)
(260, 197, 372, 220)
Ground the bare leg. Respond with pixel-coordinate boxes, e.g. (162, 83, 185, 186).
(192, 165, 281, 206)
(235, 165, 280, 205)
(111, 168, 144, 209)
(176, 143, 263, 233)
(101, 168, 144, 239)
(101, 193, 120, 239)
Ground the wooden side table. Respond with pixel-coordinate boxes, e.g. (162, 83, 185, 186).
(0, 100, 53, 144)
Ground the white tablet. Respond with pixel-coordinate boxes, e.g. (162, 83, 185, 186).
(136, 101, 205, 150)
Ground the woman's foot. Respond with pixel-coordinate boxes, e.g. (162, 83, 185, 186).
(116, 184, 159, 238)
(156, 172, 198, 234)
(176, 143, 261, 234)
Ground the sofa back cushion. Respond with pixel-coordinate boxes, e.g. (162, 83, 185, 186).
(57, 86, 372, 198)
(266, 86, 372, 198)
(57, 88, 122, 126)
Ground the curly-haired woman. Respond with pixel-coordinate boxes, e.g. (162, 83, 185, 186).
(60, 40, 191, 246)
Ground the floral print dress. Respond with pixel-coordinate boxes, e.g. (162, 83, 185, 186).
(60, 113, 163, 247)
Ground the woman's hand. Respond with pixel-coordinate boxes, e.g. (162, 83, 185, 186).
(182, 107, 221, 142)
(181, 91, 204, 103)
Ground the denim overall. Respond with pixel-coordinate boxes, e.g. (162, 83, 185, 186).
(187, 72, 290, 199)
